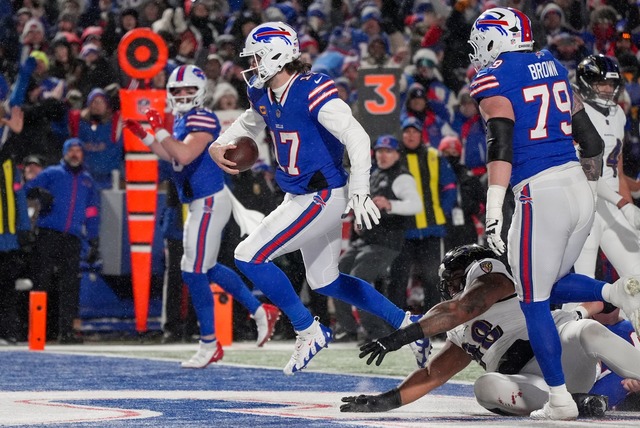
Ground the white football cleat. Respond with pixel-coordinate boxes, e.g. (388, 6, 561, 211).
(253, 303, 281, 347)
(610, 276, 640, 333)
(530, 400, 579, 420)
(401, 311, 431, 368)
(283, 317, 332, 375)
(181, 340, 223, 368)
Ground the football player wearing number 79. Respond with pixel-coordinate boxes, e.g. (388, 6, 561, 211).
(208, 21, 432, 375)
(467, 7, 614, 420)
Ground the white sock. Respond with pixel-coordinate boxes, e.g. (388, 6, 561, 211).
(252, 305, 265, 320)
(549, 385, 571, 405)
(601, 283, 612, 302)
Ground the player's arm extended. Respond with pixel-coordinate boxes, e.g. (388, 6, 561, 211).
(359, 272, 514, 364)
(341, 342, 472, 412)
(417, 272, 515, 337)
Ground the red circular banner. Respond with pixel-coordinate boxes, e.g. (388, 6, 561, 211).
(118, 28, 168, 79)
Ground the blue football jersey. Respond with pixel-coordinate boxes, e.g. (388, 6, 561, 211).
(171, 108, 223, 203)
(470, 50, 578, 186)
(247, 72, 348, 195)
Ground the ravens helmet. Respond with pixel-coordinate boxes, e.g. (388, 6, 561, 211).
(438, 244, 495, 300)
(576, 54, 623, 108)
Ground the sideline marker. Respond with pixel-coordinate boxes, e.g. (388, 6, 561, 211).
(28, 291, 47, 351)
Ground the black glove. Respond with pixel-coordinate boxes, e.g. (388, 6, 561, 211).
(17, 229, 36, 253)
(359, 323, 424, 366)
(86, 237, 100, 264)
(27, 187, 54, 214)
(340, 389, 402, 413)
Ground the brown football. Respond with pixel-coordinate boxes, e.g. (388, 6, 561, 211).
(224, 136, 259, 172)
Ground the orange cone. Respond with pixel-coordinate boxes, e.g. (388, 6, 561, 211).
(28, 291, 47, 351)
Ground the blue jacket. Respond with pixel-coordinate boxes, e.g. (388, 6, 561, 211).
(0, 158, 30, 251)
(25, 161, 100, 239)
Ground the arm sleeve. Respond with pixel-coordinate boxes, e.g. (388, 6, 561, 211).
(572, 108, 604, 158)
(389, 174, 423, 215)
(214, 107, 266, 146)
(317, 98, 372, 196)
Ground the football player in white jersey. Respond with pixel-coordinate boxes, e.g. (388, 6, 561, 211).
(572, 55, 640, 279)
(124, 65, 281, 369)
(208, 22, 430, 375)
(343, 245, 640, 416)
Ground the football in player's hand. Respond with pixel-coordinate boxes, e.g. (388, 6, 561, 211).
(223, 136, 259, 172)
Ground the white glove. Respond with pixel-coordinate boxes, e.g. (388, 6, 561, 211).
(485, 185, 507, 256)
(343, 194, 381, 230)
(152, 8, 175, 35)
(621, 203, 640, 229)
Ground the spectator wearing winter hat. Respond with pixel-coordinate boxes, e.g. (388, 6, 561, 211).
(68, 88, 122, 190)
(202, 53, 223, 108)
(25, 137, 100, 344)
(49, 33, 84, 90)
(77, 43, 117, 97)
(2, 75, 66, 166)
(388, 116, 457, 313)
(103, 8, 139, 57)
(409, 48, 456, 124)
(539, 2, 579, 47)
(19, 18, 47, 65)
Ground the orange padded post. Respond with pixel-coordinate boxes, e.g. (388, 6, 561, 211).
(28, 291, 47, 351)
(120, 89, 164, 333)
(211, 284, 233, 346)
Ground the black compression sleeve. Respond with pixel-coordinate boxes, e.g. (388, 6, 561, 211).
(390, 322, 425, 350)
(572, 108, 604, 158)
(373, 389, 403, 411)
(486, 117, 514, 163)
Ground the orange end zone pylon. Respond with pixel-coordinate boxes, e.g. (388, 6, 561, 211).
(211, 284, 233, 346)
(28, 291, 47, 351)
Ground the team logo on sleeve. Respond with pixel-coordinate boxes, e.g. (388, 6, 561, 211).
(259, 105, 267, 115)
(480, 261, 493, 273)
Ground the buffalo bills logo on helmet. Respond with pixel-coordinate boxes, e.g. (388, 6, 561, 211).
(475, 11, 517, 36)
(253, 26, 294, 45)
(192, 68, 206, 80)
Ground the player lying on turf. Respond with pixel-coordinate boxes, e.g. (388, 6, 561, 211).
(341, 244, 640, 416)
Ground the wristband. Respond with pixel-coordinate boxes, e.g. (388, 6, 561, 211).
(393, 322, 425, 350)
(141, 133, 155, 147)
(486, 184, 507, 219)
(373, 388, 402, 412)
(155, 129, 171, 143)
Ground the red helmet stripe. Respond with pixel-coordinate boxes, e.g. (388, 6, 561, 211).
(176, 65, 186, 82)
(511, 8, 532, 43)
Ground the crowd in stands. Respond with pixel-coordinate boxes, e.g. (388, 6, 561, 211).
(1, 0, 640, 345)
